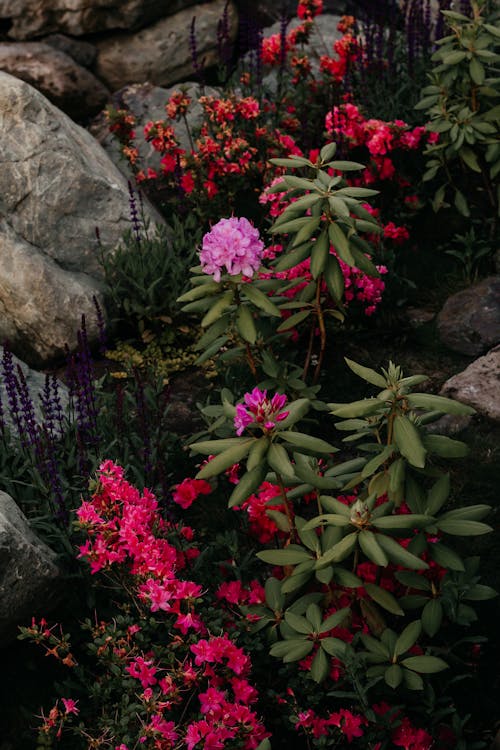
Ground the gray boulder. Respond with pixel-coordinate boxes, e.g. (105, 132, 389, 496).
(436, 276, 500, 356)
(94, 0, 238, 91)
(0, 42, 110, 120)
(441, 346, 500, 423)
(0, 0, 201, 40)
(0, 71, 164, 366)
(0, 490, 60, 640)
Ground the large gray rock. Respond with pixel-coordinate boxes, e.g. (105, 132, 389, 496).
(0, 0, 201, 40)
(0, 71, 163, 366)
(95, 0, 238, 91)
(436, 277, 500, 356)
(89, 81, 220, 177)
(0, 490, 60, 640)
(0, 42, 110, 120)
(441, 346, 500, 423)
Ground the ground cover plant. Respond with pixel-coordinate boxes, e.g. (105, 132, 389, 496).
(1, 0, 499, 748)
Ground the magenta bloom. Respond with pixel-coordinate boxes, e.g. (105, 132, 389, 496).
(234, 387, 289, 436)
(200, 217, 264, 282)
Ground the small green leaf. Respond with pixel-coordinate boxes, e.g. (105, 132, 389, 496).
(394, 620, 422, 657)
(423, 434, 469, 458)
(358, 530, 389, 567)
(393, 415, 427, 468)
(385, 664, 403, 689)
(377, 534, 428, 570)
(429, 542, 465, 572)
(228, 464, 268, 508)
(285, 611, 315, 634)
(310, 647, 329, 683)
(324, 254, 345, 302)
(330, 399, 381, 418)
(406, 393, 475, 416)
(242, 284, 281, 316)
(454, 190, 470, 217)
(328, 222, 355, 266)
(321, 637, 347, 657)
(422, 599, 443, 637)
(201, 290, 234, 327)
(319, 607, 350, 632)
(327, 160, 366, 171)
(310, 230, 329, 279)
(281, 431, 336, 454)
(401, 655, 448, 674)
(345, 358, 387, 388)
(196, 440, 254, 479)
(236, 305, 257, 344)
(283, 641, 314, 662)
(267, 443, 295, 479)
(257, 545, 314, 566)
(276, 309, 311, 332)
(426, 475, 450, 515)
(316, 532, 358, 566)
(247, 437, 270, 471)
(365, 583, 404, 615)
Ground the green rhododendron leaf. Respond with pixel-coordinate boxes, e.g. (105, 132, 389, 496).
(257, 546, 313, 566)
(196, 440, 253, 479)
(401, 655, 448, 673)
(310, 646, 329, 683)
(365, 583, 404, 616)
(393, 415, 427, 468)
(394, 620, 422, 657)
(422, 599, 443, 637)
(385, 664, 403, 689)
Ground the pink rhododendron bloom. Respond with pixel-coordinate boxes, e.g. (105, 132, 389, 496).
(173, 477, 213, 509)
(200, 217, 264, 282)
(61, 698, 79, 715)
(392, 717, 433, 749)
(234, 388, 289, 436)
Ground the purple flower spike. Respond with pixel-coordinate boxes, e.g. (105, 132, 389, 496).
(200, 217, 264, 282)
(234, 388, 289, 436)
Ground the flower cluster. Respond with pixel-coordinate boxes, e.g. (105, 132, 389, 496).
(234, 388, 289, 436)
(200, 217, 264, 282)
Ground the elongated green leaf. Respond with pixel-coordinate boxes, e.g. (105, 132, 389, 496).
(310, 230, 329, 278)
(236, 305, 257, 344)
(265, 577, 284, 611)
(406, 393, 475, 416)
(372, 514, 432, 530)
(320, 495, 352, 517)
(310, 646, 329, 683)
(385, 664, 403, 689)
(285, 611, 314, 634)
(328, 222, 354, 266)
(320, 142, 337, 162)
(426, 475, 450, 515)
(423, 434, 469, 458)
(276, 309, 311, 332)
(436, 519, 492, 536)
(377, 534, 429, 570)
(464, 584, 498, 601)
(345, 358, 387, 388)
(393, 415, 426, 468)
(190, 437, 252, 455)
(316, 532, 358, 567)
(327, 159, 366, 171)
(329, 399, 381, 418)
(281, 431, 336, 454)
(439, 504, 491, 522)
(394, 620, 422, 657)
(422, 599, 443, 637)
(428, 542, 464, 572)
(276, 398, 310, 428)
(228, 464, 268, 508)
(321, 637, 347, 657)
(177, 281, 220, 303)
(269, 638, 308, 658)
(365, 583, 404, 615)
(404, 668, 424, 691)
(283, 641, 315, 662)
(359, 530, 389, 566)
(242, 284, 281, 316)
(201, 290, 234, 327)
(401, 656, 448, 673)
(274, 242, 311, 271)
(267, 443, 295, 479)
(196, 440, 254, 479)
(247, 437, 270, 471)
(318, 607, 350, 633)
(360, 634, 390, 659)
(324, 254, 345, 302)
(361, 445, 394, 479)
(257, 545, 314, 566)
(293, 216, 322, 247)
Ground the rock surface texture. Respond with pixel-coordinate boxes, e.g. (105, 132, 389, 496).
(441, 346, 500, 423)
(0, 491, 60, 640)
(436, 276, 500, 356)
(0, 0, 201, 40)
(0, 42, 110, 119)
(94, 0, 238, 91)
(0, 72, 163, 366)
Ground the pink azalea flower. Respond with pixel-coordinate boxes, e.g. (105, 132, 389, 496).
(234, 388, 289, 436)
(200, 217, 264, 282)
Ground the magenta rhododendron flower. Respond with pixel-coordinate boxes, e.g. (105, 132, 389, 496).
(200, 217, 264, 282)
(234, 387, 289, 435)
